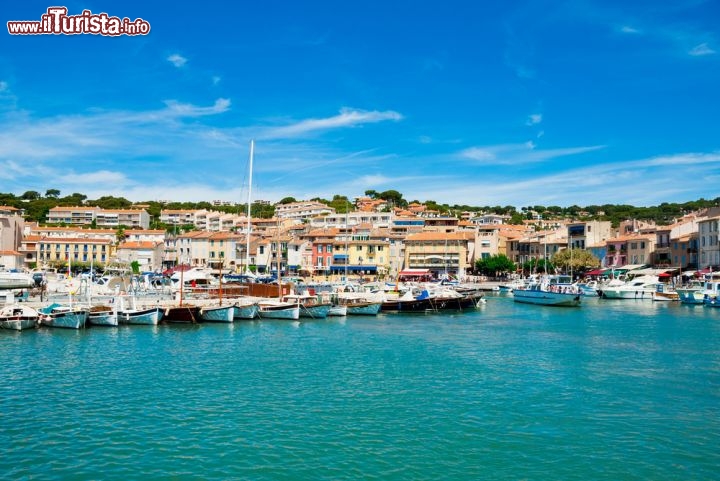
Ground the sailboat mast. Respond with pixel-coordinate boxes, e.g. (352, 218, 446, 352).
(245, 140, 254, 275)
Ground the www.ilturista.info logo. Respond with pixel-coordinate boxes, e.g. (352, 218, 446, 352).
(7, 7, 150, 36)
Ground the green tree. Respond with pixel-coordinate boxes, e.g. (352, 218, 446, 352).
(21, 190, 41, 200)
(378, 189, 406, 208)
(475, 254, 516, 277)
(45, 189, 61, 198)
(278, 197, 297, 204)
(552, 248, 600, 273)
(130, 260, 141, 274)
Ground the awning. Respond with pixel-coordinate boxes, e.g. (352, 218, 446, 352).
(399, 269, 431, 276)
(585, 268, 605, 276)
(333, 254, 349, 260)
(330, 265, 377, 272)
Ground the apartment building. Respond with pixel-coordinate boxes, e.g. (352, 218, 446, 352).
(274, 200, 335, 220)
(47, 206, 150, 229)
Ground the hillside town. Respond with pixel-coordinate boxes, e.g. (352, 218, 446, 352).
(1, 197, 718, 280)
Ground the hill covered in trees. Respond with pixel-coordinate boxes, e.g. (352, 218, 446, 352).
(2, 189, 718, 229)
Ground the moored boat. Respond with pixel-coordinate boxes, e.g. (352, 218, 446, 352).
(233, 300, 259, 319)
(164, 304, 201, 323)
(282, 294, 331, 319)
(0, 270, 35, 290)
(601, 275, 662, 300)
(512, 275, 582, 307)
(39, 303, 89, 329)
(87, 305, 118, 326)
(257, 299, 300, 320)
(676, 280, 706, 304)
(200, 304, 235, 322)
(328, 304, 348, 316)
(0, 304, 40, 331)
(116, 296, 163, 325)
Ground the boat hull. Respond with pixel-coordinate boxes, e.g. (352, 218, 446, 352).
(0, 306, 39, 330)
(512, 290, 581, 307)
(40, 309, 89, 329)
(328, 304, 347, 316)
(88, 310, 118, 326)
(164, 306, 201, 323)
(233, 303, 258, 319)
(299, 303, 331, 319)
(602, 289, 655, 299)
(201, 305, 235, 323)
(118, 307, 163, 325)
(258, 304, 300, 320)
(346, 302, 381, 315)
(677, 289, 705, 305)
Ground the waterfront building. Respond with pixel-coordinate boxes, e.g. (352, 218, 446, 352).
(403, 231, 475, 279)
(698, 213, 720, 269)
(0, 208, 25, 268)
(566, 220, 613, 250)
(37, 236, 114, 268)
(175, 231, 245, 269)
(116, 241, 165, 272)
(670, 233, 698, 270)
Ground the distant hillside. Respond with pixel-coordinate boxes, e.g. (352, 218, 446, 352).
(2, 190, 719, 228)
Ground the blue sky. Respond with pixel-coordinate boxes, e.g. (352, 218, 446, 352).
(1, 1, 719, 208)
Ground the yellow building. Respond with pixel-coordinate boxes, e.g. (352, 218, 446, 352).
(403, 231, 475, 278)
(37, 237, 114, 268)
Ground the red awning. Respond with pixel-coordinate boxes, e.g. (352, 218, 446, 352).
(585, 268, 605, 276)
(399, 269, 431, 276)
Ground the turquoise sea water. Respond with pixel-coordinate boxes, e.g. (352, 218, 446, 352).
(2, 295, 719, 480)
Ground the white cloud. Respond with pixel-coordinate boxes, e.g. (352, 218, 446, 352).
(59, 170, 129, 185)
(163, 98, 231, 116)
(619, 25, 640, 34)
(689, 43, 715, 56)
(212, 76, 221, 85)
(264, 108, 403, 138)
(526, 113, 542, 125)
(167, 53, 188, 67)
(460, 142, 604, 165)
(0, 81, 8, 92)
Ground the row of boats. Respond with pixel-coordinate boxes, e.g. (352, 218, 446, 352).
(0, 282, 486, 331)
(503, 272, 720, 307)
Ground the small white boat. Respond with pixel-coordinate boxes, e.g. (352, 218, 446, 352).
(328, 304, 347, 316)
(0, 270, 35, 290)
(282, 294, 331, 319)
(116, 296, 163, 325)
(88, 305, 118, 326)
(257, 299, 300, 320)
(343, 298, 382, 316)
(676, 280, 706, 304)
(702, 281, 720, 308)
(0, 305, 40, 331)
(512, 275, 582, 307)
(200, 304, 235, 323)
(233, 301, 259, 320)
(39, 304, 89, 329)
(601, 275, 662, 300)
